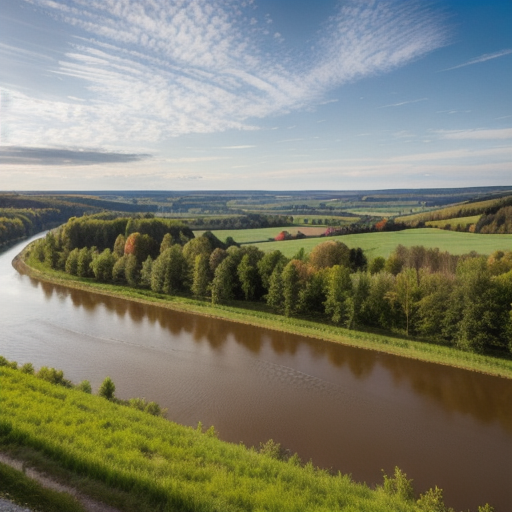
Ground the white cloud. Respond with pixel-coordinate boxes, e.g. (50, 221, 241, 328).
(5, 0, 447, 150)
(443, 49, 512, 71)
(438, 128, 512, 140)
(379, 98, 428, 109)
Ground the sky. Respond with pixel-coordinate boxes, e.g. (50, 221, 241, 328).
(0, 0, 511, 191)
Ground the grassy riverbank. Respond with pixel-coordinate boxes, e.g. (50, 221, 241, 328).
(0, 365, 481, 512)
(15, 246, 512, 379)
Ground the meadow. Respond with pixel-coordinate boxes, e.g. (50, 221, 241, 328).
(203, 228, 512, 259)
(425, 215, 481, 229)
(1, 365, 453, 512)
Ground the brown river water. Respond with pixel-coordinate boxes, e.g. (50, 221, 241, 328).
(1, 235, 511, 511)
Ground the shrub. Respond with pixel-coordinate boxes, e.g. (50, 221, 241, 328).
(20, 362, 35, 374)
(77, 380, 92, 393)
(98, 376, 116, 400)
(382, 466, 414, 501)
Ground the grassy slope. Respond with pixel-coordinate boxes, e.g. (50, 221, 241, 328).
(0, 367, 422, 512)
(17, 249, 512, 379)
(395, 195, 512, 224)
(244, 228, 512, 259)
(426, 215, 481, 228)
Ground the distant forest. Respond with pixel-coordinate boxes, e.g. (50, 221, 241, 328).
(2, 188, 512, 248)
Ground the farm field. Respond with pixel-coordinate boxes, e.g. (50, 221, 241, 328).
(194, 226, 327, 243)
(426, 215, 481, 229)
(243, 228, 512, 259)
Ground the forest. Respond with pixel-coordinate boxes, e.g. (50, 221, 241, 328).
(31, 216, 512, 356)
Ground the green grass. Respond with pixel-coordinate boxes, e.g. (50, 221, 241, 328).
(17, 250, 512, 379)
(194, 227, 304, 243)
(425, 215, 481, 228)
(0, 461, 86, 512)
(1, 366, 432, 512)
(244, 228, 512, 259)
(395, 196, 512, 224)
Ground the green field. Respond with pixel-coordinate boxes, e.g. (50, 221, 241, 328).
(1, 365, 446, 512)
(243, 228, 512, 259)
(426, 215, 481, 229)
(194, 227, 299, 243)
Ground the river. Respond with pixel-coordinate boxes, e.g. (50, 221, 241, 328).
(1, 234, 511, 511)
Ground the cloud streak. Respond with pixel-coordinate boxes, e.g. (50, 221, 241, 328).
(0, 146, 151, 165)
(443, 49, 512, 71)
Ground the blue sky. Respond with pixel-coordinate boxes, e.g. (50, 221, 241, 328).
(0, 0, 511, 191)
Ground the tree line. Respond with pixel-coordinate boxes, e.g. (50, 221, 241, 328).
(0, 208, 75, 247)
(32, 220, 512, 355)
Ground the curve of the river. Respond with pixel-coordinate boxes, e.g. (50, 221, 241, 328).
(1, 235, 511, 511)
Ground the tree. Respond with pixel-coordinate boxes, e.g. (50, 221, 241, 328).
(90, 249, 116, 282)
(282, 261, 301, 317)
(65, 248, 80, 275)
(349, 247, 367, 272)
(368, 256, 385, 275)
(351, 271, 372, 327)
(124, 253, 140, 287)
(151, 245, 188, 295)
(113, 234, 126, 258)
(416, 271, 455, 342)
(112, 254, 127, 283)
(298, 268, 327, 316)
(237, 253, 259, 301)
(237, 247, 264, 301)
(266, 265, 284, 312)
(453, 257, 512, 352)
(258, 250, 287, 291)
(77, 247, 93, 278)
(324, 265, 353, 326)
(385, 268, 418, 336)
(210, 255, 238, 304)
(367, 272, 397, 330)
(98, 376, 116, 400)
(160, 232, 173, 253)
(191, 254, 211, 298)
(140, 256, 153, 288)
(183, 236, 213, 265)
(43, 232, 59, 269)
(209, 248, 228, 274)
(309, 241, 350, 270)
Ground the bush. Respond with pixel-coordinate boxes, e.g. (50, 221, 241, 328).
(20, 362, 35, 374)
(98, 376, 116, 400)
(382, 467, 414, 501)
(77, 380, 92, 393)
(37, 367, 70, 386)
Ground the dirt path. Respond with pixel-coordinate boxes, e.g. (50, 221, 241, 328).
(0, 453, 121, 512)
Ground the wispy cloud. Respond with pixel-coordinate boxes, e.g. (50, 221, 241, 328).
(443, 49, 512, 71)
(379, 98, 428, 109)
(438, 128, 512, 140)
(219, 145, 256, 149)
(4, 0, 447, 150)
(0, 146, 151, 165)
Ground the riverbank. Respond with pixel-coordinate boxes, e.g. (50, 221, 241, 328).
(14, 245, 512, 379)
